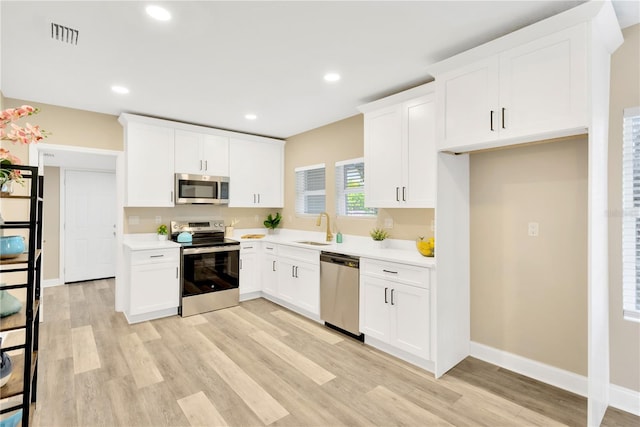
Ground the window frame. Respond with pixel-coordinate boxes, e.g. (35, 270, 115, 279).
(335, 157, 377, 218)
(622, 106, 640, 322)
(294, 163, 326, 216)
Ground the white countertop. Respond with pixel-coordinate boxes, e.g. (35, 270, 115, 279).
(123, 234, 181, 251)
(234, 228, 436, 268)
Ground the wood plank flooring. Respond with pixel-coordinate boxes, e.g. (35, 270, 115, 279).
(31, 279, 638, 427)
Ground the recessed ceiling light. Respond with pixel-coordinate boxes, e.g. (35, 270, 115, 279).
(111, 85, 130, 94)
(324, 72, 341, 82)
(245, 114, 257, 120)
(146, 5, 171, 21)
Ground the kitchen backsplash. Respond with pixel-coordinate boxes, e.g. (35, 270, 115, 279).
(124, 206, 435, 241)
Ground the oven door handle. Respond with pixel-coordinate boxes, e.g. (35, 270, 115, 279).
(182, 245, 241, 255)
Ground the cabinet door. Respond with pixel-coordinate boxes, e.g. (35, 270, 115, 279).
(261, 254, 278, 297)
(436, 57, 499, 152)
(277, 258, 297, 304)
(239, 249, 260, 294)
(229, 138, 284, 207)
(363, 105, 404, 207)
(294, 261, 320, 315)
(390, 283, 430, 359)
(126, 123, 175, 207)
(130, 262, 179, 315)
(499, 24, 587, 140)
(174, 130, 203, 174)
(403, 94, 436, 207)
(202, 135, 230, 176)
(359, 275, 391, 342)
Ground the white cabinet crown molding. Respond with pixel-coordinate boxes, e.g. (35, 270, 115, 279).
(357, 82, 434, 113)
(118, 113, 285, 146)
(426, 0, 620, 77)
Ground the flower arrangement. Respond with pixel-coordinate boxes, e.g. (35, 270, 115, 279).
(0, 105, 48, 186)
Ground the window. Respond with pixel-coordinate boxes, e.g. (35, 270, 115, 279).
(335, 158, 376, 217)
(295, 163, 325, 215)
(622, 107, 640, 321)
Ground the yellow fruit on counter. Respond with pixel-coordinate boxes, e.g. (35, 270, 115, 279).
(416, 236, 435, 257)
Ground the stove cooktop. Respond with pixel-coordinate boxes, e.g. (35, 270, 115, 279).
(170, 219, 238, 248)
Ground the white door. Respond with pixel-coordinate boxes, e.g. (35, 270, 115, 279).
(64, 170, 116, 283)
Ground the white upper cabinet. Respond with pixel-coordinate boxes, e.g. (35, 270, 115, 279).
(436, 24, 587, 153)
(122, 121, 175, 207)
(229, 138, 284, 207)
(360, 84, 437, 208)
(175, 129, 229, 176)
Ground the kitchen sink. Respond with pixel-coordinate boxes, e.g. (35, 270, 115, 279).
(295, 240, 331, 246)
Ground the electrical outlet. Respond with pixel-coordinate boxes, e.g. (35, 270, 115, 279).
(528, 222, 539, 237)
(155, 216, 162, 224)
(384, 218, 394, 229)
(254, 215, 259, 222)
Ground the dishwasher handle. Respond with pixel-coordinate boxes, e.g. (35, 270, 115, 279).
(320, 252, 359, 268)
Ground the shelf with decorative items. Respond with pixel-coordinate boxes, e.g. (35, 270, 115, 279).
(0, 165, 43, 427)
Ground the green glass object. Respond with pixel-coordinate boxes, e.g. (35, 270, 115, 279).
(0, 290, 22, 317)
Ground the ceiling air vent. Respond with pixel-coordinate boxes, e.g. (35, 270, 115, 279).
(51, 23, 79, 45)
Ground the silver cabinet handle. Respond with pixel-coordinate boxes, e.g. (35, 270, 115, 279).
(502, 107, 506, 129)
(257, 193, 260, 204)
(490, 110, 495, 131)
(383, 269, 398, 274)
(272, 260, 276, 271)
(390, 289, 395, 305)
(205, 160, 208, 171)
(240, 259, 243, 269)
(253, 194, 256, 203)
(396, 187, 400, 202)
(402, 186, 406, 201)
(384, 287, 388, 304)
(291, 265, 295, 277)
(176, 267, 178, 278)
(243, 246, 253, 249)
(295, 266, 299, 278)
(150, 254, 164, 258)
(200, 160, 203, 170)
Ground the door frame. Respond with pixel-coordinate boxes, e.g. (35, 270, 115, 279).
(29, 144, 123, 305)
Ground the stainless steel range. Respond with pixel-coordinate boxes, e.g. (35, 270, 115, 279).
(170, 219, 240, 317)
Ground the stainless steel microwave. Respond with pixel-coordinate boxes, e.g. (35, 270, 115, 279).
(174, 174, 229, 205)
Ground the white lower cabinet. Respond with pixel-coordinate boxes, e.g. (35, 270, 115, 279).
(359, 258, 431, 360)
(239, 242, 261, 296)
(124, 246, 180, 323)
(261, 243, 278, 297)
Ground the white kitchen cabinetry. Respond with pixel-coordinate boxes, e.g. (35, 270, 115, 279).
(124, 246, 180, 323)
(436, 24, 587, 153)
(360, 258, 431, 361)
(274, 245, 320, 317)
(175, 129, 229, 176)
(360, 86, 436, 208)
(261, 243, 278, 297)
(229, 138, 284, 207)
(239, 242, 261, 296)
(122, 121, 175, 207)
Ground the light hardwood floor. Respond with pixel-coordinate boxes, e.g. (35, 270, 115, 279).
(32, 279, 637, 427)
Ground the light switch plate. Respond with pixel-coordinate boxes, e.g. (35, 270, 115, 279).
(128, 216, 139, 225)
(528, 222, 539, 237)
(155, 216, 162, 224)
(384, 218, 393, 229)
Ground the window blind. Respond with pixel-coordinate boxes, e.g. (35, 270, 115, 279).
(622, 107, 640, 321)
(335, 158, 376, 217)
(295, 164, 325, 215)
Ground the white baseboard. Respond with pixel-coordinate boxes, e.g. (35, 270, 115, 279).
(470, 341, 588, 397)
(610, 383, 640, 416)
(470, 341, 640, 416)
(42, 278, 63, 288)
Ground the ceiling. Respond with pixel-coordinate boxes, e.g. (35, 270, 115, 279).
(1, 1, 638, 140)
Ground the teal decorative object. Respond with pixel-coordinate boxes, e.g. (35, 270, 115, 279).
(0, 290, 22, 317)
(0, 337, 13, 388)
(0, 409, 22, 427)
(0, 236, 24, 259)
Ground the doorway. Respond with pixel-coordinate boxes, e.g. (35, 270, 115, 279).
(63, 169, 116, 283)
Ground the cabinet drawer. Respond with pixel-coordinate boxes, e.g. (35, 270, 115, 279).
(240, 242, 260, 253)
(278, 245, 319, 264)
(262, 242, 278, 255)
(361, 258, 430, 289)
(131, 248, 180, 265)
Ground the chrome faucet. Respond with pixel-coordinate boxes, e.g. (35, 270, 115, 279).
(316, 212, 333, 242)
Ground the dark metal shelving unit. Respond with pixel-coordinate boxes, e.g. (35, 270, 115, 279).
(1, 165, 42, 426)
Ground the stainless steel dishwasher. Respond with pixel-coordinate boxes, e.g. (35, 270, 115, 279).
(320, 251, 363, 340)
